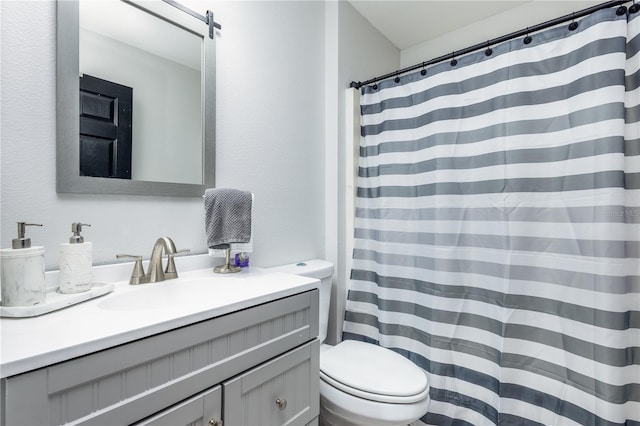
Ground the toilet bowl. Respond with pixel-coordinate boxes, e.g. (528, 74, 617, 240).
(319, 340, 430, 426)
(268, 260, 430, 426)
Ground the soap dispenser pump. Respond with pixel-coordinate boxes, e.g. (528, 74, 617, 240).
(0, 222, 46, 307)
(59, 223, 93, 294)
(12, 222, 43, 248)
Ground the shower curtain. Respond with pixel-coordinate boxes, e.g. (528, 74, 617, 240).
(343, 6, 639, 426)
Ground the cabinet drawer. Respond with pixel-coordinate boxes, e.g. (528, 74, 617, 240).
(133, 385, 221, 426)
(223, 339, 320, 426)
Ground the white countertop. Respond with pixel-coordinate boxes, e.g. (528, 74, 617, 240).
(0, 262, 318, 379)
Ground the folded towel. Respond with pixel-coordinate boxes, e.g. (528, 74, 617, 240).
(208, 194, 254, 257)
(204, 188, 253, 249)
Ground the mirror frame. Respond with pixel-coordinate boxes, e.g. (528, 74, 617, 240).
(56, 0, 215, 197)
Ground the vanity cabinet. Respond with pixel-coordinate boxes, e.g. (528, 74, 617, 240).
(1, 290, 319, 426)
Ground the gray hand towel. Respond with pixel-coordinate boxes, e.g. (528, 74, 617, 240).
(204, 188, 253, 249)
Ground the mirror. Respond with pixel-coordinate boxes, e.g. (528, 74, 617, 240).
(57, 0, 215, 196)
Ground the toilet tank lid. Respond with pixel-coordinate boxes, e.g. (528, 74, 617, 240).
(267, 259, 334, 279)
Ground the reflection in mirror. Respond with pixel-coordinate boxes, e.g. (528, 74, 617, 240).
(57, 0, 216, 196)
(80, 1, 202, 184)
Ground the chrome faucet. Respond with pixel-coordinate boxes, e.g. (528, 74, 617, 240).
(117, 237, 189, 285)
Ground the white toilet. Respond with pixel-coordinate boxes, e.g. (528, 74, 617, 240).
(268, 260, 430, 426)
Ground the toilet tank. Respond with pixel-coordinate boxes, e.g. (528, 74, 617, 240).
(267, 260, 334, 343)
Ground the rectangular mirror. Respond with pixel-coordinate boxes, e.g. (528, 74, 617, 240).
(57, 0, 215, 196)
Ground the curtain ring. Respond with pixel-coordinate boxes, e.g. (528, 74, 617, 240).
(485, 41, 493, 57)
(523, 27, 532, 45)
(450, 52, 458, 67)
(421, 62, 427, 76)
(630, 1, 639, 14)
(372, 81, 378, 90)
(394, 73, 400, 84)
(568, 13, 579, 31)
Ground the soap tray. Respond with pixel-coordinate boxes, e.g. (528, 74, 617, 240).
(0, 282, 114, 318)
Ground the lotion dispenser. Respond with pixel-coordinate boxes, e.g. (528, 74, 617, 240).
(0, 222, 45, 307)
(59, 223, 92, 294)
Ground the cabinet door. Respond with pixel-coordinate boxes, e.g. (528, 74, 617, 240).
(134, 386, 222, 426)
(223, 340, 319, 426)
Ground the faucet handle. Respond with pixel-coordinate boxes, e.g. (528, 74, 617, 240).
(116, 254, 147, 285)
(164, 249, 190, 279)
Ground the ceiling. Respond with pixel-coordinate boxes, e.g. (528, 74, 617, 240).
(347, 1, 530, 50)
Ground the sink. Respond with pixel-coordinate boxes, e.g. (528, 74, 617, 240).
(97, 276, 249, 311)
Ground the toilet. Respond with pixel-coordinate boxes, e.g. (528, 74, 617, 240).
(268, 260, 430, 426)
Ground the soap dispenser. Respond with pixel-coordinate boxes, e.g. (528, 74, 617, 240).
(0, 222, 46, 307)
(59, 223, 92, 294)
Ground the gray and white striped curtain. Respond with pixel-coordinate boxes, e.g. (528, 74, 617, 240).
(343, 6, 639, 426)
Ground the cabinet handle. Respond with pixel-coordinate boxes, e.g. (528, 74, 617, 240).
(208, 419, 222, 426)
(275, 398, 287, 410)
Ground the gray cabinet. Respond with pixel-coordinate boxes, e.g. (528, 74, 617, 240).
(1, 290, 319, 426)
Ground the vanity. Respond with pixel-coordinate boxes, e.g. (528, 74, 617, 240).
(0, 263, 320, 425)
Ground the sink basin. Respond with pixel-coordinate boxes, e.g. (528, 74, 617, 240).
(97, 276, 248, 311)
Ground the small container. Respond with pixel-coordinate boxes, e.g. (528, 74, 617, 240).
(59, 223, 93, 294)
(234, 252, 250, 267)
(0, 222, 46, 307)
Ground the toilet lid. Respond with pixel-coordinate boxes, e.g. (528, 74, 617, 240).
(320, 340, 429, 404)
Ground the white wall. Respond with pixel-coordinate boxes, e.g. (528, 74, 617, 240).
(402, 1, 602, 67)
(325, 1, 400, 343)
(1, 0, 326, 270)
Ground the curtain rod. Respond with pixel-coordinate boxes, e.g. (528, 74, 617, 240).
(349, 0, 636, 89)
(161, 0, 222, 39)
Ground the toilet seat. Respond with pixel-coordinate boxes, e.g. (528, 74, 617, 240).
(320, 340, 429, 404)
